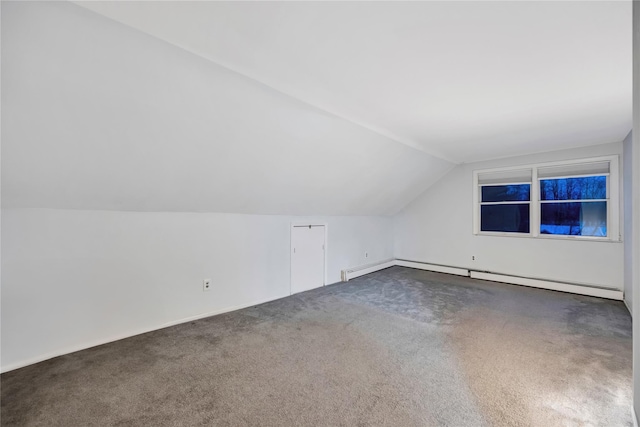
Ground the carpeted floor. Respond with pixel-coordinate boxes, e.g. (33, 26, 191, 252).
(1, 267, 632, 426)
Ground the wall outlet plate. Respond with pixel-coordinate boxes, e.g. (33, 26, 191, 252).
(203, 279, 211, 292)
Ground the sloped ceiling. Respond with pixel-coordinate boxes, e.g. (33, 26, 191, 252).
(74, 0, 632, 163)
(1, 1, 632, 215)
(2, 1, 452, 216)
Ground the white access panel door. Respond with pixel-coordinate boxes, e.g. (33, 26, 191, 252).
(291, 225, 325, 295)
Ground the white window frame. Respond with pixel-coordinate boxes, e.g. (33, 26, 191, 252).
(473, 155, 620, 241)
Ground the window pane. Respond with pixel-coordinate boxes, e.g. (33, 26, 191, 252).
(539, 176, 607, 201)
(481, 184, 531, 202)
(540, 202, 607, 236)
(481, 204, 530, 233)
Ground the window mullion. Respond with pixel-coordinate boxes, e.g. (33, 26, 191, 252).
(539, 199, 608, 203)
(609, 157, 620, 240)
(531, 167, 539, 237)
(473, 171, 479, 235)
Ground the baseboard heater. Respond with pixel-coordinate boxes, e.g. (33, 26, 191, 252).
(394, 259, 469, 277)
(469, 271, 622, 300)
(341, 259, 467, 281)
(341, 258, 395, 281)
(342, 259, 623, 301)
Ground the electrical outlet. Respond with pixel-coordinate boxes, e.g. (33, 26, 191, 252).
(365, 252, 369, 258)
(203, 279, 211, 292)
(472, 256, 475, 261)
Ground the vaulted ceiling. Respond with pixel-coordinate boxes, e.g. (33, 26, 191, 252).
(1, 1, 632, 215)
(75, 0, 632, 163)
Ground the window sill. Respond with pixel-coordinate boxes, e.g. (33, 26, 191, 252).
(474, 232, 622, 243)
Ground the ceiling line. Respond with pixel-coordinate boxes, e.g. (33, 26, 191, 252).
(72, 1, 460, 165)
(192, 54, 458, 164)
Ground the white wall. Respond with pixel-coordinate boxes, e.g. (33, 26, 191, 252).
(0, 0, 631, 380)
(0, 0, 404, 374)
(0, 0, 420, 374)
(632, 0, 640, 421)
(1, 208, 393, 372)
(394, 142, 624, 290)
(624, 131, 633, 313)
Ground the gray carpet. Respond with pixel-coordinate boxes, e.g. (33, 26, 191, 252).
(1, 267, 632, 426)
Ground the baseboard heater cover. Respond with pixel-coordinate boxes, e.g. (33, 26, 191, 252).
(470, 271, 623, 301)
(343, 258, 622, 301)
(341, 259, 395, 281)
(395, 259, 469, 277)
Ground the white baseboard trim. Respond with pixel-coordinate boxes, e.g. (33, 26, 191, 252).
(4, 259, 624, 372)
(0, 293, 291, 374)
(395, 259, 469, 277)
(470, 271, 623, 301)
(341, 258, 395, 281)
(633, 406, 638, 427)
(342, 258, 623, 301)
(624, 297, 633, 316)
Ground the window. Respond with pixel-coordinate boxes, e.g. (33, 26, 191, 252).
(477, 169, 532, 234)
(473, 156, 619, 240)
(539, 176, 607, 236)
